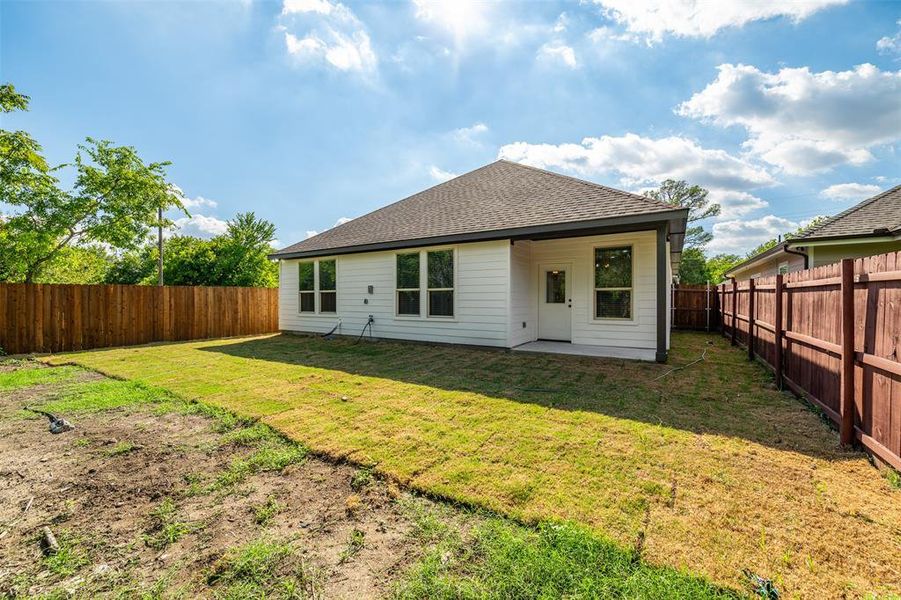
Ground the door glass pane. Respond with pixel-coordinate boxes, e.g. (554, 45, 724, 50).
(429, 290, 453, 317)
(595, 290, 631, 319)
(546, 270, 565, 303)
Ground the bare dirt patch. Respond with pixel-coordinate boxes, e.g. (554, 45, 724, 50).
(0, 364, 461, 599)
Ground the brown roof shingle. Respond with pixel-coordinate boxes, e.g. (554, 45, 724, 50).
(273, 160, 683, 258)
(796, 184, 901, 241)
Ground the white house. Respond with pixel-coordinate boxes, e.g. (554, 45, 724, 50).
(270, 160, 688, 362)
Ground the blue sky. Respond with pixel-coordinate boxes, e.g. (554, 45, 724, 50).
(2, 0, 899, 255)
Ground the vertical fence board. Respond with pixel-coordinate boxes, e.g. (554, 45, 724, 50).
(715, 250, 901, 471)
(0, 283, 279, 356)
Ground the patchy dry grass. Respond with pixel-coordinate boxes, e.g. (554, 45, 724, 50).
(45, 332, 901, 597)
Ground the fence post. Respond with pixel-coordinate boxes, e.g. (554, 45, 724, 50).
(840, 259, 855, 446)
(705, 281, 710, 332)
(774, 274, 784, 390)
(747, 278, 756, 360)
(671, 284, 676, 330)
(731, 279, 737, 346)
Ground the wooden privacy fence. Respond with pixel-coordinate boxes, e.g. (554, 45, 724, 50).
(718, 251, 901, 471)
(0, 283, 279, 355)
(671, 283, 720, 330)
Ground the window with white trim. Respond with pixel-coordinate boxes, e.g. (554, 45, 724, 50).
(427, 249, 454, 317)
(298, 262, 315, 313)
(594, 246, 632, 319)
(319, 259, 336, 313)
(396, 252, 420, 315)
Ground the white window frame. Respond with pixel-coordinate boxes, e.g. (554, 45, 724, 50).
(393, 246, 457, 320)
(318, 258, 337, 314)
(298, 258, 337, 315)
(395, 251, 421, 317)
(426, 247, 455, 319)
(592, 244, 635, 321)
(298, 261, 316, 314)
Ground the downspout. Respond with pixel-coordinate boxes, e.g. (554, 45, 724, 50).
(783, 243, 809, 269)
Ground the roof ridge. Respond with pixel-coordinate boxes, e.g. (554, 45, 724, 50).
(798, 183, 901, 239)
(496, 159, 675, 211)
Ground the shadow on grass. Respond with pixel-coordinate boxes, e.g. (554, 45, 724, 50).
(197, 331, 852, 461)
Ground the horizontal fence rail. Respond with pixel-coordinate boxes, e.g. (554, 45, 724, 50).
(671, 283, 720, 331)
(717, 251, 901, 471)
(0, 283, 279, 355)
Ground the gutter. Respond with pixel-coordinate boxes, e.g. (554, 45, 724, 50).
(270, 208, 689, 260)
(786, 232, 900, 248)
(783, 244, 808, 269)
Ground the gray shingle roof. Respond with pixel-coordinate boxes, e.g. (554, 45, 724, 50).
(796, 184, 901, 241)
(273, 160, 683, 258)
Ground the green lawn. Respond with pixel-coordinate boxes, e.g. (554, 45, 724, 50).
(46, 332, 901, 597)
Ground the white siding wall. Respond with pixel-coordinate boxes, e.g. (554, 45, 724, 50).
(278, 240, 510, 347)
(524, 231, 659, 349)
(508, 240, 535, 347)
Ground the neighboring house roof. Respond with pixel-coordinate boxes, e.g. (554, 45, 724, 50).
(725, 242, 789, 277)
(792, 184, 901, 242)
(272, 160, 687, 261)
(725, 184, 901, 277)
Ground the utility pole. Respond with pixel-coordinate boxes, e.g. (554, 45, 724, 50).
(157, 206, 164, 286)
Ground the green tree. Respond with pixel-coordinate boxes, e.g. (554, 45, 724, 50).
(160, 236, 219, 286)
(645, 180, 720, 249)
(677, 247, 711, 284)
(211, 212, 278, 287)
(103, 213, 279, 287)
(105, 245, 157, 284)
(0, 83, 185, 282)
(706, 254, 742, 284)
(36, 244, 113, 284)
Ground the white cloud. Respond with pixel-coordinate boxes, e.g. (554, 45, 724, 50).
(412, 0, 493, 50)
(282, 0, 334, 15)
(591, 0, 845, 43)
(305, 216, 353, 239)
(452, 122, 488, 144)
(877, 20, 901, 56)
(281, 0, 377, 75)
(820, 182, 881, 201)
(553, 12, 569, 33)
(285, 30, 376, 73)
(537, 42, 578, 69)
(169, 184, 218, 210)
(429, 166, 457, 182)
(677, 63, 901, 174)
(708, 190, 768, 219)
(173, 214, 229, 238)
(587, 26, 640, 45)
(181, 196, 218, 210)
(498, 133, 774, 191)
(708, 214, 798, 254)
